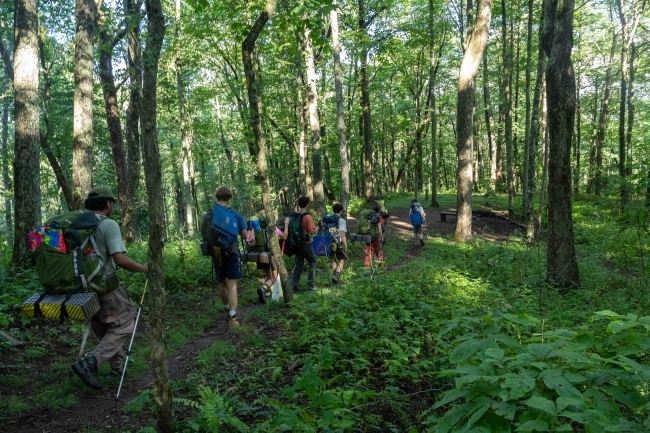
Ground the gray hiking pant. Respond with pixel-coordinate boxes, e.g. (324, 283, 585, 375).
(413, 225, 424, 245)
(291, 243, 317, 290)
(90, 285, 136, 370)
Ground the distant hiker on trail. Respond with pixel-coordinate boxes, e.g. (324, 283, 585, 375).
(329, 203, 348, 285)
(71, 186, 148, 391)
(290, 196, 319, 291)
(202, 186, 248, 328)
(363, 203, 384, 268)
(409, 198, 426, 246)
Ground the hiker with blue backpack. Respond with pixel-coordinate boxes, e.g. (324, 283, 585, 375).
(325, 203, 348, 285)
(201, 186, 248, 328)
(71, 186, 148, 390)
(409, 198, 426, 246)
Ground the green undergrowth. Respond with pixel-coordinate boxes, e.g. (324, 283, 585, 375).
(3, 193, 650, 432)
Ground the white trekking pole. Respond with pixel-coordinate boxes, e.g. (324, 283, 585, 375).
(115, 279, 148, 401)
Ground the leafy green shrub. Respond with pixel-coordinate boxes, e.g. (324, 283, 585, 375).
(426, 311, 650, 432)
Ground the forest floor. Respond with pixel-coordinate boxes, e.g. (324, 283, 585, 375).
(1, 203, 524, 433)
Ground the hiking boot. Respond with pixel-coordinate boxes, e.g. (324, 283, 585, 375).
(71, 354, 103, 390)
(307, 286, 320, 291)
(420, 239, 425, 246)
(229, 315, 240, 329)
(257, 286, 267, 304)
(291, 285, 299, 293)
(106, 368, 123, 380)
(331, 276, 339, 285)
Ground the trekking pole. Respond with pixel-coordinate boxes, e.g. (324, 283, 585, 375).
(115, 278, 148, 401)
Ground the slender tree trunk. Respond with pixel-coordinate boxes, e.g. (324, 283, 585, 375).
(595, 33, 617, 196)
(501, 0, 514, 217)
(454, 0, 493, 243)
(98, 13, 130, 233)
(542, 0, 580, 288)
(625, 42, 636, 177)
(617, 0, 629, 210)
(482, 54, 497, 192)
(242, 0, 292, 304)
(359, 0, 374, 200)
(38, 35, 75, 210)
(429, 0, 440, 208)
(175, 0, 194, 235)
(525, 10, 547, 242)
(522, 0, 533, 219)
(303, 25, 325, 215)
(331, 5, 350, 215)
(141, 0, 173, 429)
(73, 0, 96, 209)
(124, 0, 143, 244)
(214, 96, 235, 182)
(573, 68, 581, 194)
(1, 86, 12, 240)
(538, 90, 548, 232)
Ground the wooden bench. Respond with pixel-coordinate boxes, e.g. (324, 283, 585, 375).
(439, 211, 457, 222)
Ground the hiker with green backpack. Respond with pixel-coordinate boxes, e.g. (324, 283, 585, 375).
(289, 196, 319, 291)
(70, 186, 148, 390)
(361, 203, 385, 268)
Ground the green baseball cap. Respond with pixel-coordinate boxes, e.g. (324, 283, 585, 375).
(87, 186, 115, 200)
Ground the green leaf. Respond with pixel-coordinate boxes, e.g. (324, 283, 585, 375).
(607, 321, 638, 334)
(492, 400, 516, 420)
(500, 374, 536, 400)
(553, 424, 573, 432)
(595, 310, 623, 318)
(525, 396, 556, 417)
(503, 313, 540, 326)
(600, 385, 648, 410)
(527, 343, 554, 359)
(540, 370, 583, 400)
(476, 411, 511, 433)
(556, 396, 587, 412)
(466, 397, 492, 427)
(593, 397, 622, 422)
(517, 419, 549, 431)
(569, 333, 594, 350)
(449, 339, 482, 364)
(432, 387, 468, 410)
(485, 347, 505, 361)
(435, 403, 470, 433)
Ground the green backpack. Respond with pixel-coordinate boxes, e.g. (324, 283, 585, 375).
(286, 212, 306, 252)
(30, 210, 115, 294)
(357, 209, 380, 238)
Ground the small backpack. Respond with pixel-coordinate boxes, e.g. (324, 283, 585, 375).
(357, 209, 380, 239)
(357, 209, 371, 235)
(321, 213, 340, 230)
(29, 210, 113, 294)
(247, 216, 269, 252)
(409, 202, 424, 226)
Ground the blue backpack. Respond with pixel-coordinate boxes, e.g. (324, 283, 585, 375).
(409, 202, 424, 226)
(210, 204, 240, 254)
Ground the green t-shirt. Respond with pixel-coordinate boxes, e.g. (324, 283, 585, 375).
(93, 214, 126, 279)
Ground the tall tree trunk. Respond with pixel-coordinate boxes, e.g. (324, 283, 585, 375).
(12, 0, 41, 269)
(594, 33, 617, 196)
(213, 96, 235, 182)
(303, 24, 325, 216)
(617, 0, 629, 210)
(429, 0, 440, 208)
(573, 67, 581, 194)
(98, 11, 130, 233)
(1, 85, 12, 240)
(538, 90, 548, 232)
(359, 0, 374, 200)
(454, 0, 493, 243)
(124, 0, 143, 244)
(242, 0, 292, 304)
(482, 54, 497, 192)
(501, 0, 514, 217)
(38, 35, 75, 210)
(175, 0, 194, 235)
(522, 0, 533, 219)
(331, 5, 350, 215)
(542, 0, 580, 288)
(73, 0, 96, 208)
(625, 41, 636, 177)
(141, 0, 173, 429)
(525, 11, 547, 241)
